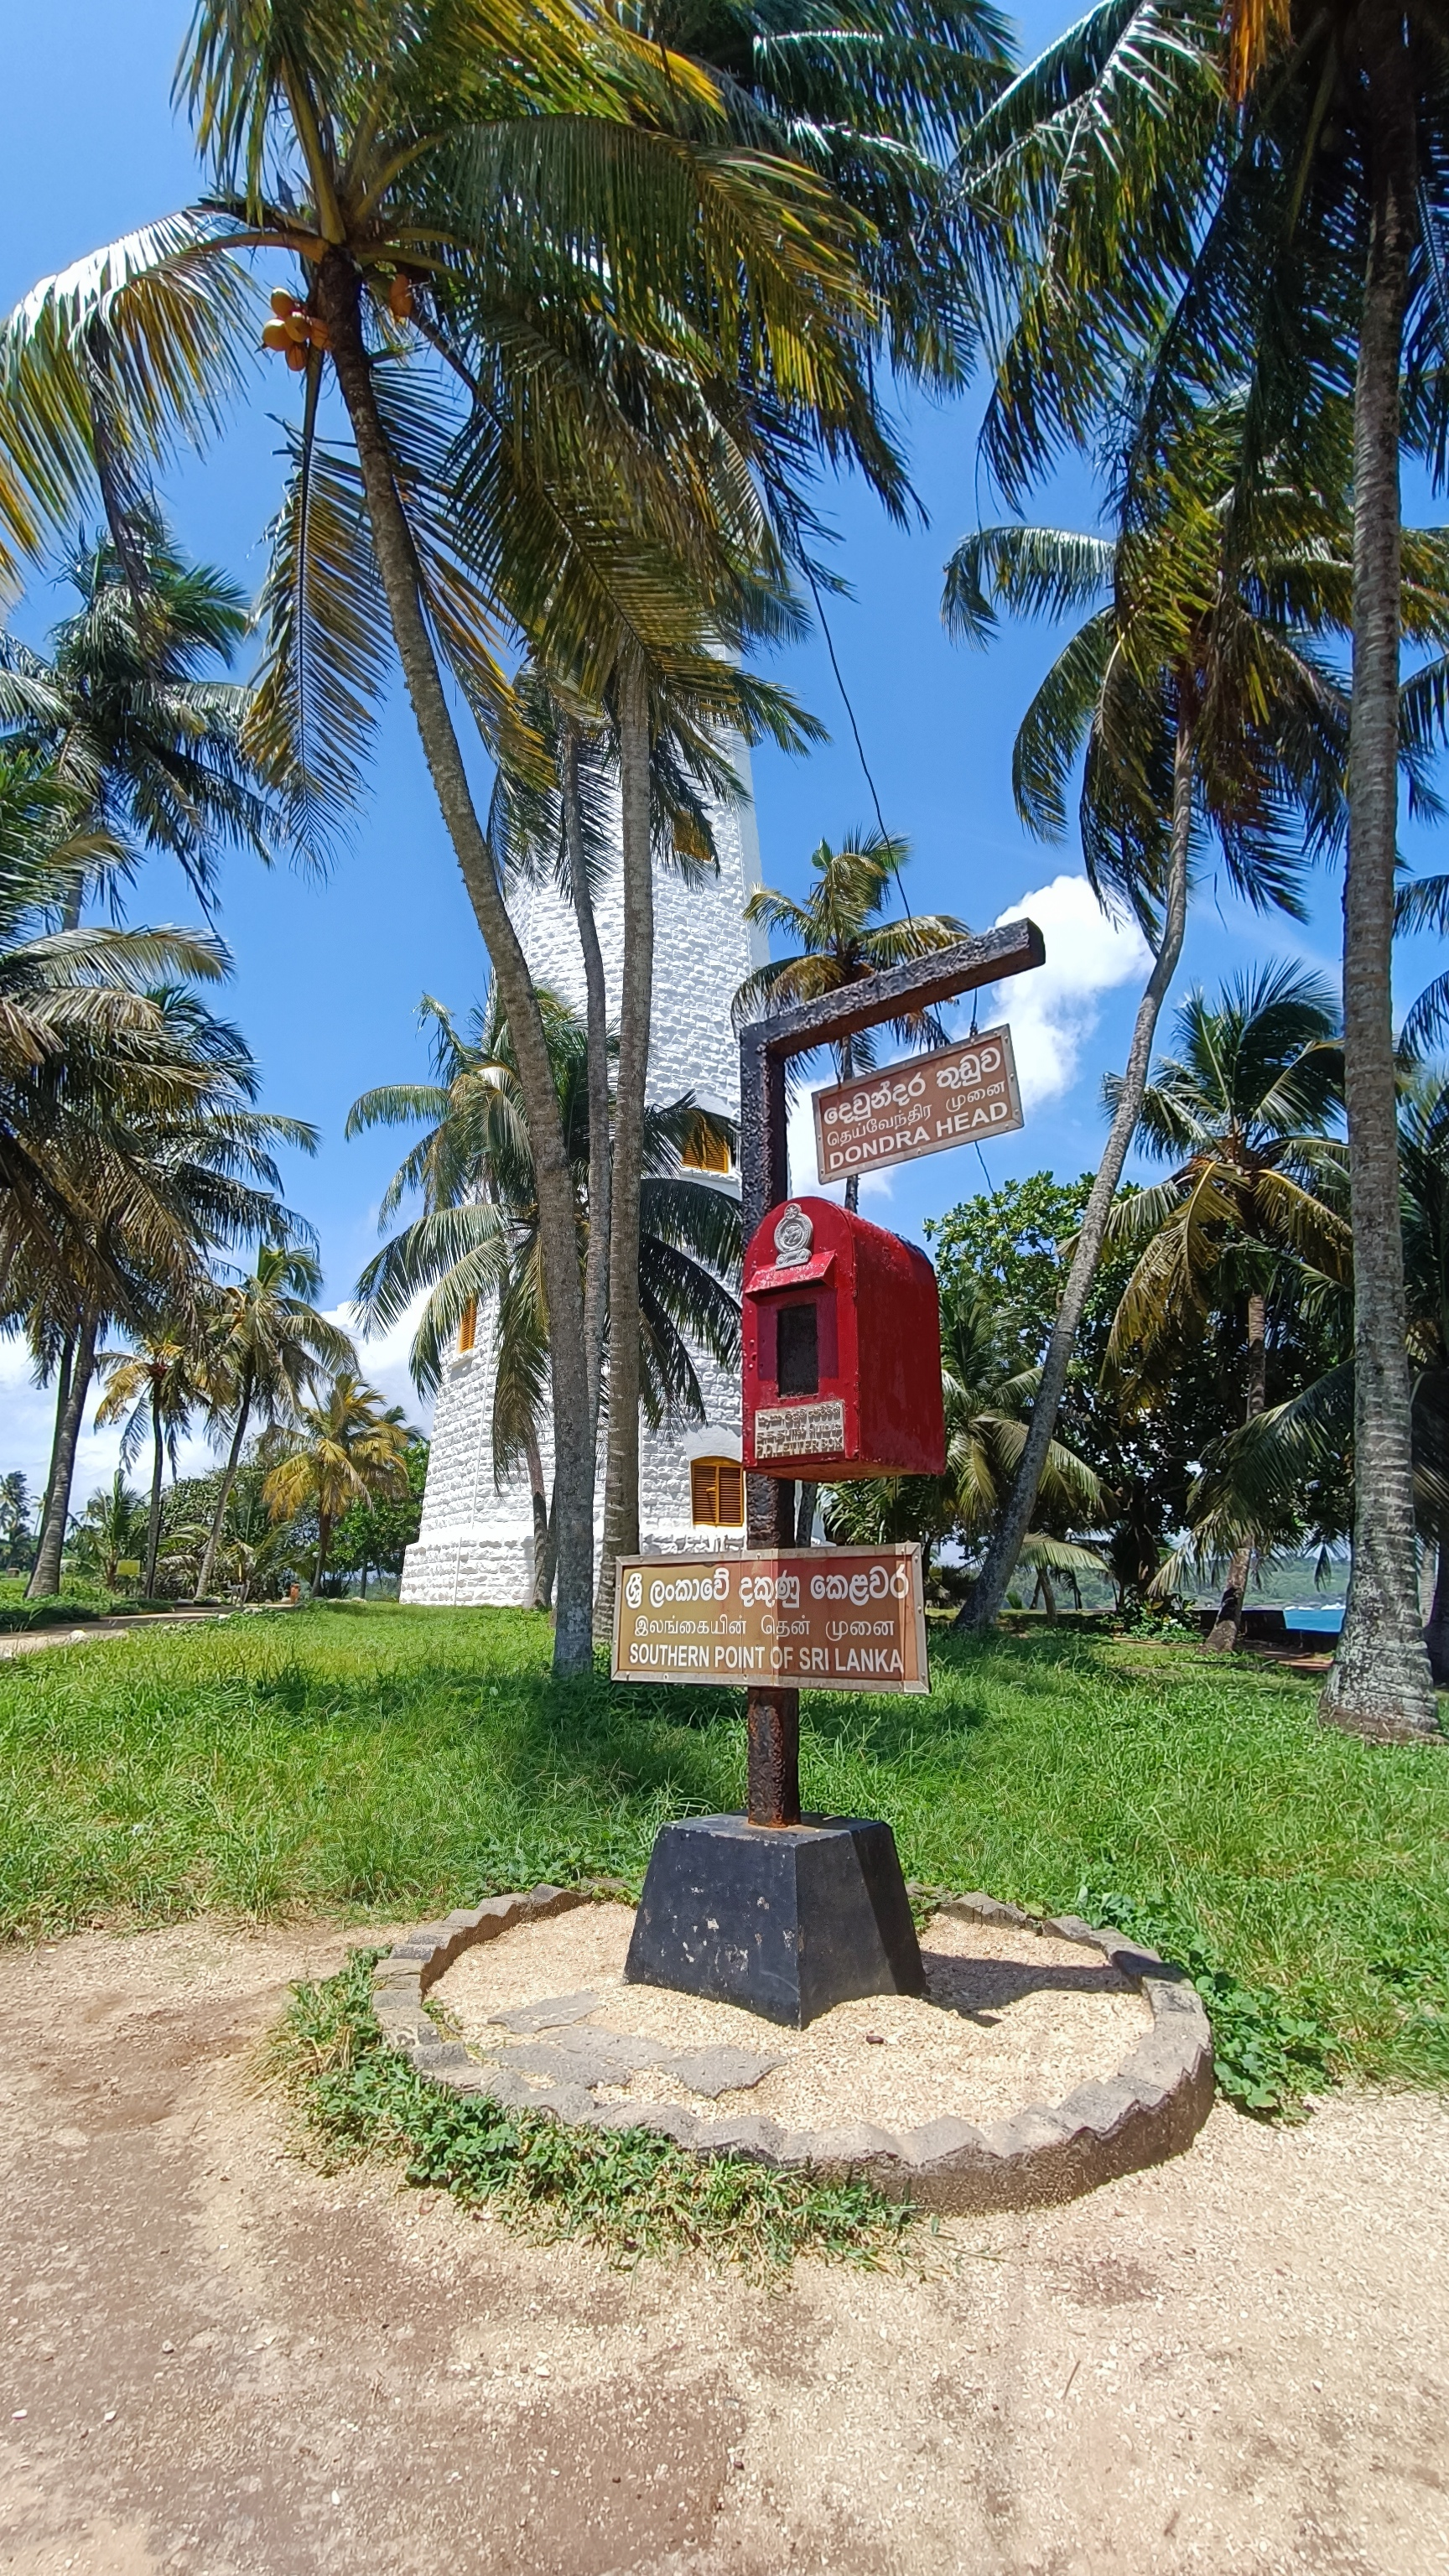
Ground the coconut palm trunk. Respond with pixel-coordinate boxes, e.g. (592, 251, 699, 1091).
(563, 722, 611, 1441)
(1321, 34, 1440, 1739)
(595, 657, 653, 1638)
(962, 714, 1193, 1632)
(27, 1308, 98, 1597)
(37, 1333, 75, 1547)
(317, 249, 595, 1675)
(1203, 1287, 1268, 1651)
(196, 1369, 253, 1601)
(1425, 1513, 1449, 1686)
(143, 1396, 165, 1599)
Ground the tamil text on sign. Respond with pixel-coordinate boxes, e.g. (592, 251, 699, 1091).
(611, 1544, 928, 1694)
(813, 1026, 1023, 1185)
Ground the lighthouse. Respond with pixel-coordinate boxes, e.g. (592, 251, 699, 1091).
(400, 750, 769, 1606)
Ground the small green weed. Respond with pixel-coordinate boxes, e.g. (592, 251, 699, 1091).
(1368, 1949, 1449, 2078)
(1077, 1886, 1336, 2118)
(267, 1948, 918, 2276)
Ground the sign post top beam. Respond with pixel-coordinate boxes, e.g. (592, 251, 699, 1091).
(736, 918, 1045, 1245)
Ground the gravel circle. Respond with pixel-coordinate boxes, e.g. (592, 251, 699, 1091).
(435, 1901, 1152, 2131)
(377, 1882, 1214, 2211)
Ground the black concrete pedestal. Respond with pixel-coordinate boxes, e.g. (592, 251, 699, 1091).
(623, 1813, 925, 2028)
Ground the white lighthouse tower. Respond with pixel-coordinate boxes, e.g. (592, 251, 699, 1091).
(399, 750, 769, 1606)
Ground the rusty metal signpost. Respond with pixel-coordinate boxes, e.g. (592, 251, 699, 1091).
(615, 920, 1045, 2026)
(735, 918, 1045, 1826)
(812, 1023, 1024, 1188)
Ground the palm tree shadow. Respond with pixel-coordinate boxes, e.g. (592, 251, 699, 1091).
(503, 1668, 749, 1810)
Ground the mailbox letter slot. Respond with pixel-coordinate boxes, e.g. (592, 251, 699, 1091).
(776, 1301, 818, 1395)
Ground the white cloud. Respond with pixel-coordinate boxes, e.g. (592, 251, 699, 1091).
(979, 875, 1150, 1109)
(324, 1296, 434, 1433)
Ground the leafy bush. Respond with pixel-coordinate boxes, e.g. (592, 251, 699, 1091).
(0, 1589, 115, 1632)
(1077, 1885, 1336, 2117)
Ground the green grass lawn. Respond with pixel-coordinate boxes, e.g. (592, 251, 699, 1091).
(3, 1602, 1446, 2093)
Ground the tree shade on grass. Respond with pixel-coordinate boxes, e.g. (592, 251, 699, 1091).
(1, 1606, 1443, 2096)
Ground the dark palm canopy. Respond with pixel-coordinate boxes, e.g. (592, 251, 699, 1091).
(349, 989, 741, 1433)
(0, 763, 233, 1327)
(957, 0, 1448, 506)
(1104, 965, 1348, 1387)
(946, 405, 1449, 932)
(0, 519, 286, 912)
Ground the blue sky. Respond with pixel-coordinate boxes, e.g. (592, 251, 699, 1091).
(1, 0, 1443, 1494)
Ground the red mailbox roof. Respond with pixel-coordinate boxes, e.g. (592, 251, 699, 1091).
(744, 1249, 837, 1296)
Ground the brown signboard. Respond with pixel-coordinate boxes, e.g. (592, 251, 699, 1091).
(611, 1544, 928, 1694)
(813, 1025, 1024, 1186)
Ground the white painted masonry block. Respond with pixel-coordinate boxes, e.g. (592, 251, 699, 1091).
(402, 746, 768, 1607)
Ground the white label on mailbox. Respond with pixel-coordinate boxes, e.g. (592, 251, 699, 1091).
(753, 1400, 845, 1459)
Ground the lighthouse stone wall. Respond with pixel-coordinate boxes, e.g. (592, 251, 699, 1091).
(400, 753, 768, 1607)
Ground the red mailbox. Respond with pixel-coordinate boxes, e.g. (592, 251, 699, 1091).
(742, 1197, 945, 1480)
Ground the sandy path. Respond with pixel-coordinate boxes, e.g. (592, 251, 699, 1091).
(0, 1921, 1443, 2576)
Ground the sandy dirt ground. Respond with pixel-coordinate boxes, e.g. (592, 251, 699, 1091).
(436, 1902, 1151, 2127)
(0, 1921, 1444, 2576)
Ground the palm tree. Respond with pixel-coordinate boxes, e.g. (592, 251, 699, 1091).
(70, 1472, 149, 1592)
(95, 1323, 216, 1597)
(0, 1469, 33, 1571)
(18, 984, 318, 1597)
(487, 649, 820, 1627)
(470, 0, 1008, 1627)
(1184, 1073, 1449, 1690)
(1100, 968, 1348, 1648)
(825, 1285, 1105, 1596)
(734, 830, 968, 1216)
(958, 0, 1449, 1734)
(349, 991, 741, 1608)
(0, 0, 902, 1677)
(0, 751, 231, 1317)
(943, 399, 1449, 1636)
(262, 1372, 413, 1595)
(0, 517, 285, 921)
(195, 1246, 355, 1599)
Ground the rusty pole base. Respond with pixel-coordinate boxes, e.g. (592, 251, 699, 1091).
(745, 1686, 800, 1826)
